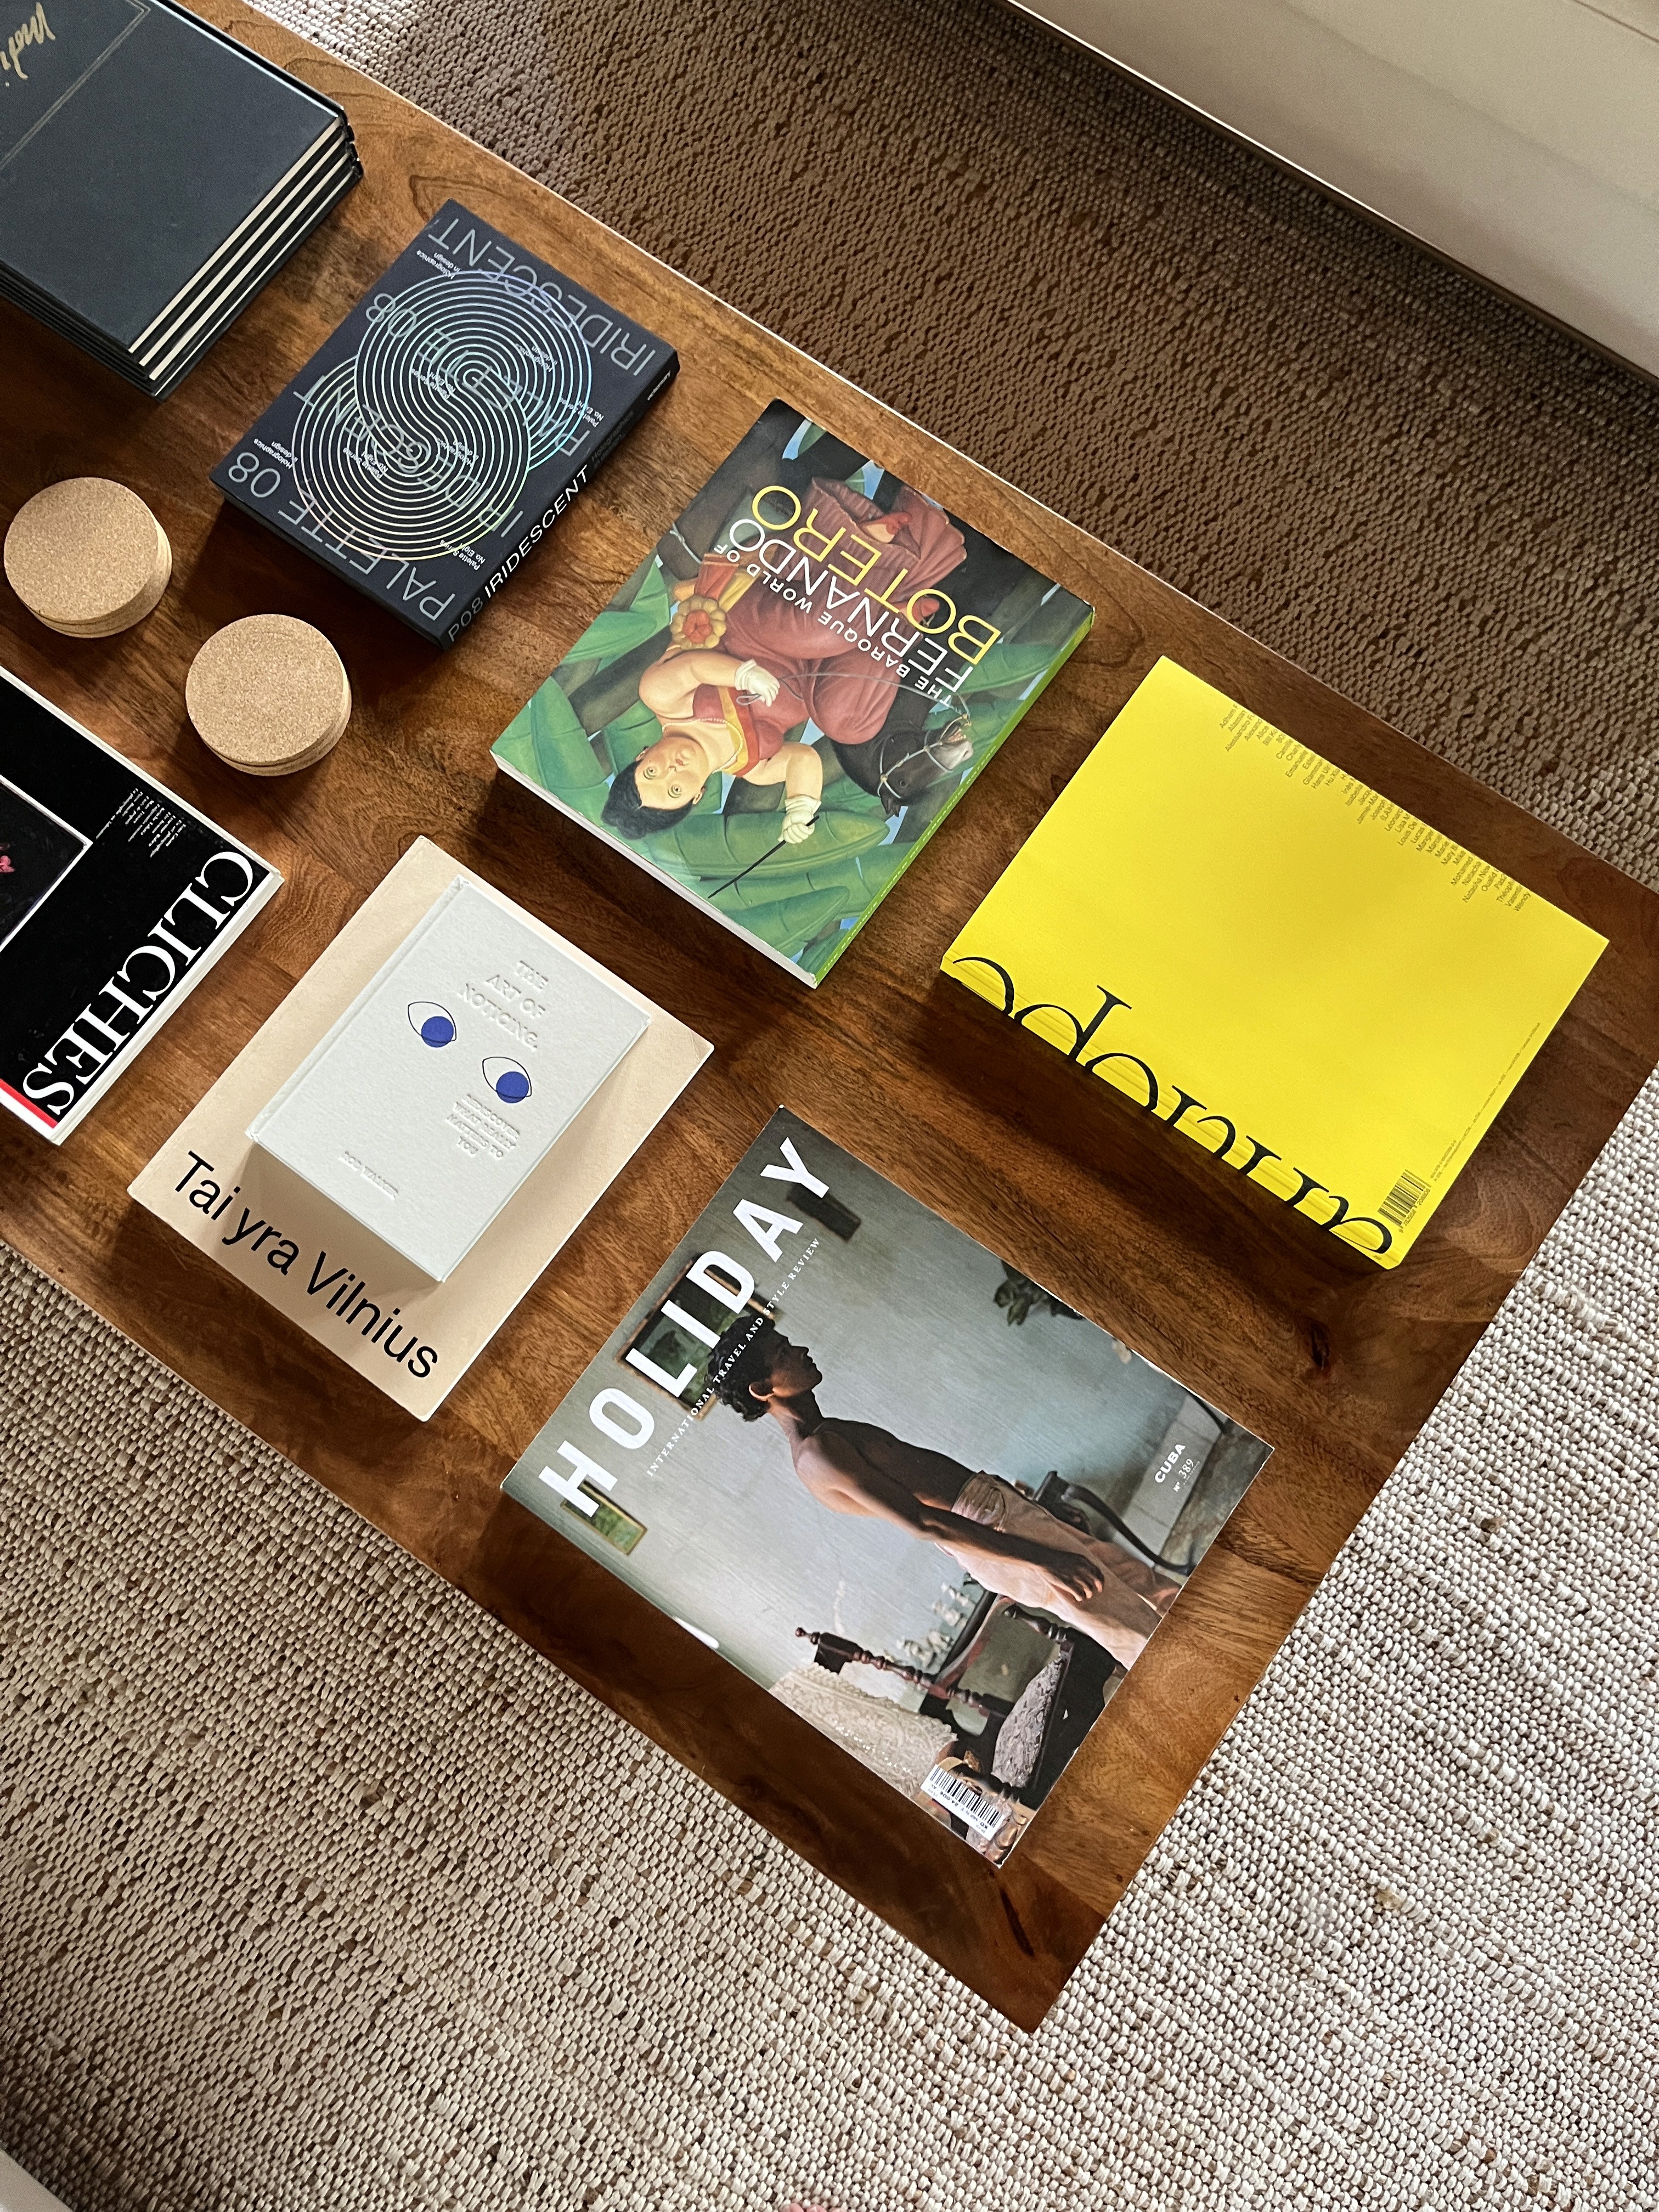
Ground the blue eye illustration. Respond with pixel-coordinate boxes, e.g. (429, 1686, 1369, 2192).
(482, 1055, 531, 1104)
(408, 1000, 456, 1047)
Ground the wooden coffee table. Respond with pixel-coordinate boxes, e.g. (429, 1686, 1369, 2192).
(2, 2, 1655, 2031)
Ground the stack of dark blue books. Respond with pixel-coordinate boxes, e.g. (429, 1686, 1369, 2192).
(0, 0, 359, 398)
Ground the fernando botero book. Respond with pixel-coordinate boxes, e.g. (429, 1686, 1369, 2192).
(492, 400, 1095, 985)
(0, 663, 280, 1142)
(503, 1108, 1271, 1864)
(945, 658, 1608, 1269)
(211, 201, 676, 646)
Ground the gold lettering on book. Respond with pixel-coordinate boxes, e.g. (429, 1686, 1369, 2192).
(1, 1, 53, 80)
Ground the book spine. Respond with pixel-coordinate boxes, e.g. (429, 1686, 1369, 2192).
(441, 354, 679, 648)
(146, 156, 363, 392)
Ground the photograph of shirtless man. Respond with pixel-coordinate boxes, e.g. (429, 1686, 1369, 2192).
(707, 1316, 1177, 1670)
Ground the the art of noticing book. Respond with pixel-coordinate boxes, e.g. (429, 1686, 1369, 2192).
(503, 1109, 1271, 1864)
(0, 0, 359, 398)
(945, 658, 1609, 1268)
(211, 201, 677, 646)
(250, 877, 649, 1280)
(0, 663, 280, 1142)
(492, 399, 1094, 985)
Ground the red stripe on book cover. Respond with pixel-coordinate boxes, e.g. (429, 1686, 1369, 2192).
(0, 1075, 58, 1127)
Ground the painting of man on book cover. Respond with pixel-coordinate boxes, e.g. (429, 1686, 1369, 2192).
(503, 1110, 1271, 1864)
(492, 400, 1094, 985)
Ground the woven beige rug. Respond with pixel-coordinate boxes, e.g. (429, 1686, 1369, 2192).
(5, 1, 1659, 2207)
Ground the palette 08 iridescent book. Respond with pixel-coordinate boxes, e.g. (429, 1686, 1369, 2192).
(212, 200, 676, 645)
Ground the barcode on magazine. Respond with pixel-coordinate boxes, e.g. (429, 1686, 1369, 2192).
(1379, 1170, 1432, 1227)
(922, 1763, 1009, 1840)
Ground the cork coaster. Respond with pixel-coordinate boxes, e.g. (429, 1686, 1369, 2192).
(4, 478, 172, 636)
(186, 614, 351, 776)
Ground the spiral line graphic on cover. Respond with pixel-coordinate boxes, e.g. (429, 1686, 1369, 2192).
(289, 272, 594, 561)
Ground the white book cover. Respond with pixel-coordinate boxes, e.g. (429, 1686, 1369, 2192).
(249, 876, 648, 1279)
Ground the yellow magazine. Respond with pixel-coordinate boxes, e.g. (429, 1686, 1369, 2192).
(944, 658, 1606, 1267)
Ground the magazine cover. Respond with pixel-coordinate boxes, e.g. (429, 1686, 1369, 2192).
(944, 658, 1608, 1268)
(492, 400, 1094, 985)
(0, 664, 280, 1144)
(504, 1109, 1271, 1863)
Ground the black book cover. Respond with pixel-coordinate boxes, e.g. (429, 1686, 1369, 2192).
(2, 138, 359, 393)
(0, 0, 349, 354)
(210, 200, 679, 647)
(0, 666, 280, 1142)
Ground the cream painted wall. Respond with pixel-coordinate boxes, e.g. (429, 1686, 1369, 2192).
(1013, 0, 1659, 375)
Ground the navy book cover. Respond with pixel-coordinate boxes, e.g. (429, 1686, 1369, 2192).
(0, 667, 279, 1142)
(0, 0, 348, 352)
(211, 200, 678, 646)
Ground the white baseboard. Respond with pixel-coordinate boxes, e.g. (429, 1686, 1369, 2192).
(1011, 0, 1659, 380)
(0, 2149, 75, 2212)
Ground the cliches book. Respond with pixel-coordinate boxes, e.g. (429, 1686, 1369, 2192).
(503, 1109, 1271, 1864)
(0, 664, 280, 1142)
(944, 657, 1608, 1268)
(492, 399, 1094, 985)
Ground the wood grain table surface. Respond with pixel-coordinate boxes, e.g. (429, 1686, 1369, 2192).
(2, 2, 1656, 2031)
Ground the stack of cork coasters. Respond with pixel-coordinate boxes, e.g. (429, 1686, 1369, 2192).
(186, 614, 351, 775)
(3, 479, 173, 638)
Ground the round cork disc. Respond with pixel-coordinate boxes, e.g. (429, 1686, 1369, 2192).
(185, 614, 350, 775)
(4, 478, 171, 635)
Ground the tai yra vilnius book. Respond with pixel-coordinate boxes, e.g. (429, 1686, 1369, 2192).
(126, 842, 710, 1420)
(249, 876, 650, 1281)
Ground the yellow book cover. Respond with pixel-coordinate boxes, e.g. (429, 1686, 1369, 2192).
(943, 658, 1607, 1267)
